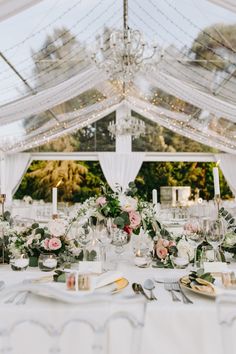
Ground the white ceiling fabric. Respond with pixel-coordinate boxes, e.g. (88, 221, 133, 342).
(0, 0, 43, 22)
(0, 0, 236, 155)
(0, 66, 107, 125)
(206, 0, 236, 13)
(144, 71, 236, 123)
(127, 96, 236, 154)
(8, 96, 122, 153)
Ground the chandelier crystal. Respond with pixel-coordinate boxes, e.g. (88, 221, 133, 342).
(108, 114, 145, 139)
(92, 29, 159, 83)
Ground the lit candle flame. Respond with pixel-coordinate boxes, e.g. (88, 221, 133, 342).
(216, 160, 220, 167)
(56, 180, 62, 188)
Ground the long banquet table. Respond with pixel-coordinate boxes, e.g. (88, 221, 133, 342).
(0, 263, 225, 354)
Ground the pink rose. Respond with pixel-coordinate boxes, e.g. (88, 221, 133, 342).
(48, 237, 62, 251)
(184, 222, 200, 234)
(129, 211, 141, 229)
(96, 196, 107, 206)
(156, 238, 164, 248)
(42, 238, 50, 250)
(156, 246, 168, 259)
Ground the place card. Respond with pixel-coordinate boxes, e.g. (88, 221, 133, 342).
(204, 262, 228, 273)
(78, 261, 102, 274)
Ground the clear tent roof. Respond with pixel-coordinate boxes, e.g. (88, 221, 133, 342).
(0, 0, 236, 153)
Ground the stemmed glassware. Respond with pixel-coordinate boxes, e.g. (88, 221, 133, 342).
(76, 222, 93, 261)
(184, 217, 205, 269)
(206, 218, 226, 262)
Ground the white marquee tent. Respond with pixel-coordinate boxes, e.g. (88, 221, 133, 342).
(0, 0, 236, 202)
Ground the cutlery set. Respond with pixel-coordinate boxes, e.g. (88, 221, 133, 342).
(132, 278, 193, 304)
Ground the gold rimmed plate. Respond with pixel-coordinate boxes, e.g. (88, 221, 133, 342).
(179, 277, 216, 299)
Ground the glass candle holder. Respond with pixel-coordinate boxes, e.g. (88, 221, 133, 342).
(38, 253, 57, 272)
(10, 254, 29, 271)
(170, 255, 189, 269)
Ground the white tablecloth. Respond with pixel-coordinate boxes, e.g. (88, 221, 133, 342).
(0, 264, 224, 354)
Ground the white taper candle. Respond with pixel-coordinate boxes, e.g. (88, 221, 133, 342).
(152, 189, 157, 205)
(52, 187, 57, 215)
(213, 167, 220, 196)
(0, 152, 6, 195)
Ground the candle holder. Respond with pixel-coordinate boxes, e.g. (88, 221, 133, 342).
(0, 194, 6, 216)
(214, 194, 221, 214)
(0, 194, 6, 264)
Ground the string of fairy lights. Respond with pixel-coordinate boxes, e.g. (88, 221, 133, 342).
(0, 0, 236, 153)
(0, 0, 114, 76)
(0, 1, 122, 99)
(130, 2, 236, 98)
(0, 0, 235, 98)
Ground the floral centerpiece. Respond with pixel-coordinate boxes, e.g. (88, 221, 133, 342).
(220, 207, 236, 259)
(72, 183, 166, 240)
(7, 218, 82, 266)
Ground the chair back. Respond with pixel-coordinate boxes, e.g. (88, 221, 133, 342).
(216, 293, 236, 354)
(0, 295, 146, 354)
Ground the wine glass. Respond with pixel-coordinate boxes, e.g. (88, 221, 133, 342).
(184, 218, 205, 269)
(206, 218, 226, 262)
(76, 223, 93, 261)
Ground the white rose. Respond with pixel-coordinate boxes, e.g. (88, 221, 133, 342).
(48, 219, 66, 237)
(224, 232, 236, 247)
(177, 239, 194, 261)
(118, 194, 137, 212)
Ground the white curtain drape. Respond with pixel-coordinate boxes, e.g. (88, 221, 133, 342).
(0, 0, 43, 22)
(4, 154, 31, 203)
(206, 0, 236, 13)
(99, 153, 144, 192)
(0, 67, 107, 125)
(216, 154, 236, 196)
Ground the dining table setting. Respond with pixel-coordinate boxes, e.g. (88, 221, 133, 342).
(0, 183, 236, 354)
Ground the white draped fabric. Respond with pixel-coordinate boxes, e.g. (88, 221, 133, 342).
(206, 0, 236, 13)
(4, 154, 31, 203)
(127, 97, 236, 154)
(99, 153, 144, 192)
(144, 72, 236, 123)
(216, 154, 236, 196)
(0, 0, 43, 22)
(11, 98, 122, 153)
(0, 67, 107, 125)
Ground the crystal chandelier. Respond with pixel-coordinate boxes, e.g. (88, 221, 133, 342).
(92, 0, 159, 83)
(108, 114, 145, 139)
